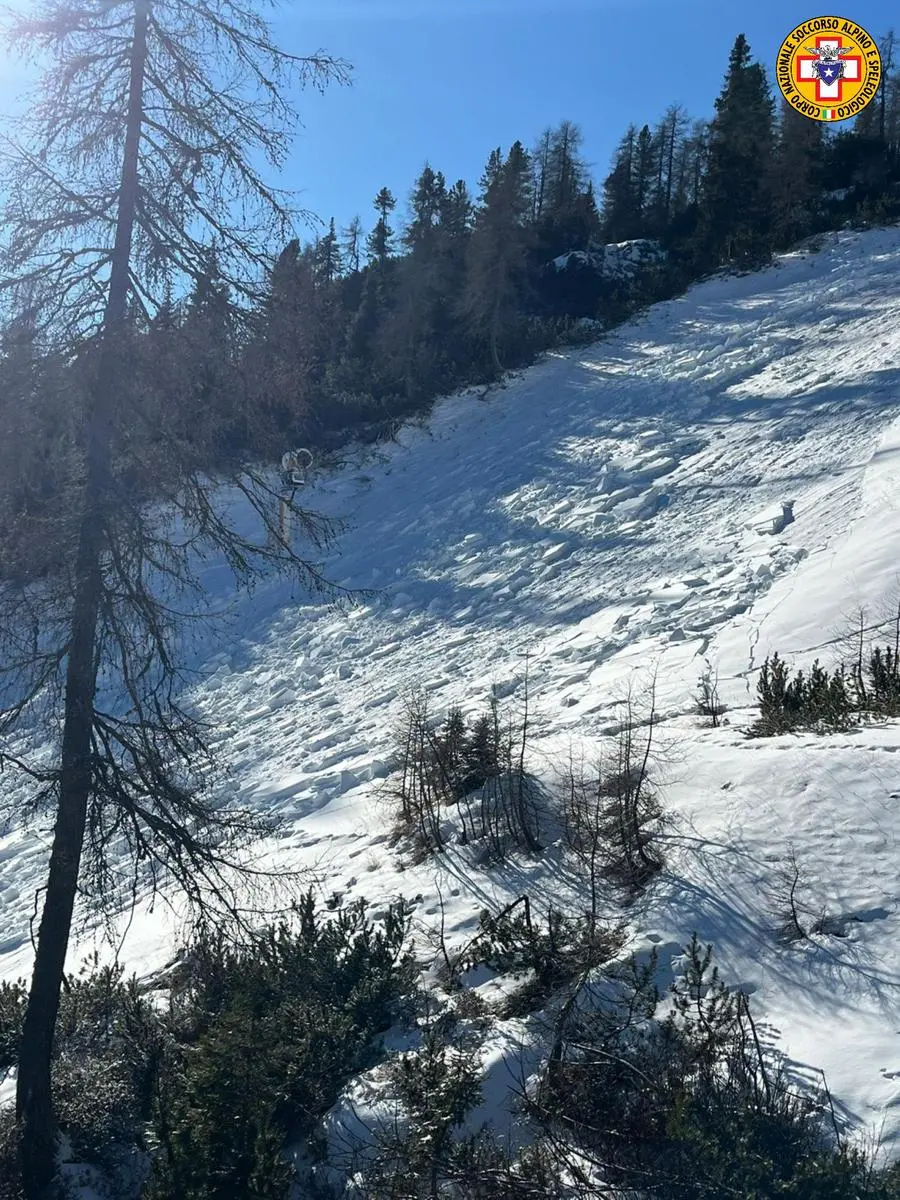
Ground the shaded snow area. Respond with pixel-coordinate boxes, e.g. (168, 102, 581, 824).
(4, 226, 900, 1160)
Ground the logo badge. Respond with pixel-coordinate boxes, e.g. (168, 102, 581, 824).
(776, 17, 882, 122)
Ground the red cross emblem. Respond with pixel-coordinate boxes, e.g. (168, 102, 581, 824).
(795, 36, 862, 102)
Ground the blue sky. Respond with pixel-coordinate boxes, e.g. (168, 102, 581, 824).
(276, 0, 896, 239)
(0, 0, 895, 244)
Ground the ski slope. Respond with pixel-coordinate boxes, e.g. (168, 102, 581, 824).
(3, 225, 900, 1161)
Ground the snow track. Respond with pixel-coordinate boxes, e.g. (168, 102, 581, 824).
(4, 225, 900, 1149)
(188, 228, 900, 775)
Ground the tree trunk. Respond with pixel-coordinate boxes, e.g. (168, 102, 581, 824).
(17, 513, 104, 1199)
(489, 294, 503, 375)
(16, 5, 149, 1195)
(665, 110, 678, 220)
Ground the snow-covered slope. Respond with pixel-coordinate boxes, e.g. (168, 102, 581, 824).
(4, 225, 900, 1153)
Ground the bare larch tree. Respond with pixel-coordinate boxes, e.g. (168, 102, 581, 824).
(0, 2, 349, 1194)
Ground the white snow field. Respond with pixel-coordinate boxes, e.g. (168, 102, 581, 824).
(4, 225, 900, 1164)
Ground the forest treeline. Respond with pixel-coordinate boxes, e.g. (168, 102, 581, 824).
(2, 30, 900, 522)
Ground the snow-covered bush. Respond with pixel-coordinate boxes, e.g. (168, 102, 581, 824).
(0, 962, 156, 1200)
(357, 1011, 484, 1196)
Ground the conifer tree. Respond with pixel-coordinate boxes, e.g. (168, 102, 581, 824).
(631, 124, 656, 230)
(178, 248, 247, 452)
(441, 179, 474, 240)
(463, 141, 534, 374)
(402, 164, 447, 254)
(534, 121, 600, 256)
(772, 100, 825, 246)
(339, 189, 398, 404)
(366, 187, 397, 264)
(315, 217, 342, 284)
(429, 178, 474, 377)
(383, 165, 450, 401)
(251, 238, 317, 439)
(698, 34, 776, 267)
(602, 126, 641, 241)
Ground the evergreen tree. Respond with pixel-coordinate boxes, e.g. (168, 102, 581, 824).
(772, 100, 825, 246)
(631, 124, 656, 230)
(697, 34, 776, 268)
(432, 179, 474, 378)
(314, 217, 342, 283)
(441, 179, 474, 240)
(366, 186, 397, 264)
(376, 166, 474, 404)
(479, 146, 505, 195)
(383, 164, 451, 402)
(402, 164, 447, 254)
(602, 126, 641, 242)
(334, 269, 383, 409)
(178, 248, 249, 454)
(251, 239, 321, 440)
(463, 141, 534, 374)
(332, 190, 400, 410)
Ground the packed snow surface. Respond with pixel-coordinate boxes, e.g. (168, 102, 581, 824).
(4, 226, 900, 1155)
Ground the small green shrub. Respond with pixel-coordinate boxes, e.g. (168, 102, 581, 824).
(0, 895, 417, 1200)
(355, 1009, 485, 1198)
(528, 934, 874, 1198)
(753, 641, 900, 738)
(461, 897, 623, 1016)
(752, 653, 852, 736)
(149, 892, 416, 1200)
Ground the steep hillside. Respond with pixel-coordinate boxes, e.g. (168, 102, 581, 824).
(3, 225, 900, 1159)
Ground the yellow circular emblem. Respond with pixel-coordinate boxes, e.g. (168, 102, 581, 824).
(775, 16, 882, 123)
